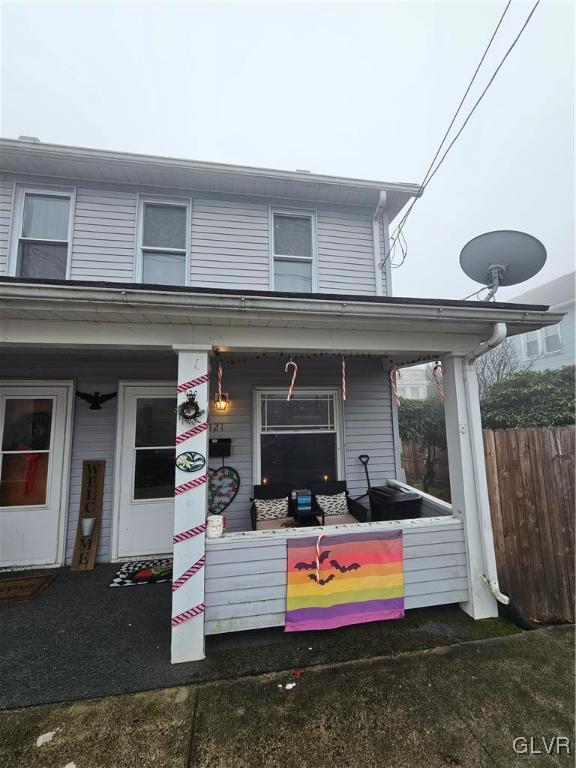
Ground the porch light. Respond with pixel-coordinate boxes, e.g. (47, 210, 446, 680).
(323, 474, 329, 482)
(262, 476, 268, 485)
(214, 393, 229, 412)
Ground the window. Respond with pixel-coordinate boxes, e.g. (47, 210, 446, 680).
(523, 326, 563, 359)
(139, 199, 189, 286)
(272, 211, 315, 292)
(543, 324, 562, 354)
(0, 398, 53, 507)
(524, 331, 540, 359)
(255, 390, 342, 486)
(14, 190, 72, 279)
(133, 397, 177, 500)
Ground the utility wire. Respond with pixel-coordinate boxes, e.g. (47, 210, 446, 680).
(381, 0, 541, 270)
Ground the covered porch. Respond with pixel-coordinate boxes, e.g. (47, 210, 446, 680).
(0, 279, 559, 664)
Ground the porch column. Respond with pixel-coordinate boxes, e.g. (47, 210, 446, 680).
(171, 345, 212, 663)
(442, 355, 498, 619)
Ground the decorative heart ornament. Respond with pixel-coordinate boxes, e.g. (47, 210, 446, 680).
(208, 466, 240, 514)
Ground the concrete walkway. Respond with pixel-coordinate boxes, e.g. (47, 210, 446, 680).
(1, 627, 573, 768)
(0, 564, 520, 709)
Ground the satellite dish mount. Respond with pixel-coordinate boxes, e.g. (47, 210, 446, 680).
(460, 230, 546, 301)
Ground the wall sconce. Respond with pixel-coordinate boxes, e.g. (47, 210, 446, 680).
(214, 393, 229, 412)
(323, 474, 329, 482)
(262, 476, 268, 485)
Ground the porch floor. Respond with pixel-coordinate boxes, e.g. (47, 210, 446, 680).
(0, 565, 520, 710)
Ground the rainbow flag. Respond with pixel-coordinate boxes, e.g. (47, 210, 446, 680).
(285, 530, 404, 632)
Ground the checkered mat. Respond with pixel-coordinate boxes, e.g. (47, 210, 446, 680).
(108, 559, 173, 587)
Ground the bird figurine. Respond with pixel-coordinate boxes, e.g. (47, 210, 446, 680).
(76, 391, 117, 410)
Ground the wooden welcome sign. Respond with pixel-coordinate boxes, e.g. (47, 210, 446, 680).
(71, 460, 105, 571)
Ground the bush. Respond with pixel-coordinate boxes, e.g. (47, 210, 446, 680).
(398, 397, 446, 492)
(481, 365, 575, 429)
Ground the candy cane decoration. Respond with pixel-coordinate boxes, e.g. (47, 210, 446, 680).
(217, 360, 223, 400)
(176, 421, 208, 445)
(341, 357, 347, 401)
(285, 358, 298, 401)
(432, 362, 445, 401)
(172, 555, 206, 592)
(390, 364, 400, 405)
(173, 523, 206, 544)
(315, 533, 326, 584)
(172, 351, 210, 661)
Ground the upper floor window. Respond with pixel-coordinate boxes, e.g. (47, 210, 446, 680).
(272, 211, 316, 292)
(14, 190, 73, 279)
(139, 199, 189, 286)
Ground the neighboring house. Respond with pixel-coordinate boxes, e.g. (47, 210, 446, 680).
(510, 272, 575, 371)
(397, 364, 433, 400)
(0, 138, 562, 663)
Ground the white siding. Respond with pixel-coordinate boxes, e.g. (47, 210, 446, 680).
(1, 352, 396, 562)
(204, 519, 468, 635)
(0, 177, 14, 275)
(190, 199, 270, 289)
(70, 188, 137, 282)
(1, 175, 392, 296)
(317, 210, 376, 295)
(0, 351, 177, 564)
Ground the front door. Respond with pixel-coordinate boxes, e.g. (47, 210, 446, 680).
(0, 383, 72, 568)
(115, 385, 176, 558)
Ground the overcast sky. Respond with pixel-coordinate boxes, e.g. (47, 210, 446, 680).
(1, 0, 573, 300)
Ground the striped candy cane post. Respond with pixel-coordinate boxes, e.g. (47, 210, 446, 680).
(172, 348, 211, 664)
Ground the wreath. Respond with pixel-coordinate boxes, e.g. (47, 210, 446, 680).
(177, 391, 205, 425)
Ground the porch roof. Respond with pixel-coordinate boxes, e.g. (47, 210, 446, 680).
(0, 277, 562, 341)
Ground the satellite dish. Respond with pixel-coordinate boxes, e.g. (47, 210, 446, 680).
(460, 230, 546, 300)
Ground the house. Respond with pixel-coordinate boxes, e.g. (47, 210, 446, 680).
(0, 138, 563, 663)
(508, 271, 575, 371)
(396, 364, 433, 400)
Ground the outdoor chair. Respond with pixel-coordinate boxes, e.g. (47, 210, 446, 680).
(310, 481, 369, 526)
(250, 483, 297, 531)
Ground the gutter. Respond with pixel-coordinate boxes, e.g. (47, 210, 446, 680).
(463, 322, 510, 605)
(372, 191, 387, 297)
(0, 281, 562, 327)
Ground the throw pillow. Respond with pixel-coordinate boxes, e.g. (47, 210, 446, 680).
(254, 497, 289, 520)
(315, 491, 348, 516)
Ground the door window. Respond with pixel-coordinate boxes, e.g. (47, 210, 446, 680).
(133, 397, 177, 500)
(0, 398, 53, 507)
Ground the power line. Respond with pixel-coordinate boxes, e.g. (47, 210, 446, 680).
(381, 0, 541, 270)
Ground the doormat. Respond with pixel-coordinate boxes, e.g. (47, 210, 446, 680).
(0, 573, 57, 605)
(109, 559, 173, 587)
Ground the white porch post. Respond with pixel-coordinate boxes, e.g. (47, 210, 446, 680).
(171, 345, 212, 663)
(442, 355, 498, 619)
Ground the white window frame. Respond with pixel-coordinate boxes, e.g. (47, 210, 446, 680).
(135, 195, 191, 286)
(523, 331, 541, 359)
(8, 185, 76, 279)
(252, 387, 344, 484)
(543, 324, 563, 355)
(269, 207, 318, 292)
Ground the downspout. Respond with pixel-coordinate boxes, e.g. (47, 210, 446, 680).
(463, 321, 510, 605)
(372, 191, 387, 296)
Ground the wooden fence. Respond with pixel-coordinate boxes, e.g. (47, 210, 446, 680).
(400, 441, 450, 485)
(484, 426, 575, 623)
(401, 427, 575, 622)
